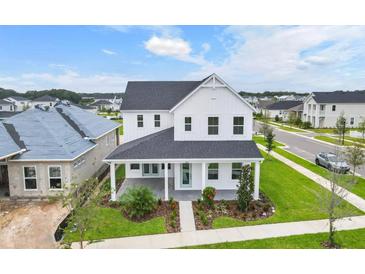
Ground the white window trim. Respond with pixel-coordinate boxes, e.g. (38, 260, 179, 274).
(208, 116, 219, 135)
(208, 163, 219, 180)
(137, 114, 144, 128)
(130, 163, 140, 170)
(233, 116, 244, 135)
(154, 114, 161, 127)
(231, 163, 242, 180)
(184, 116, 192, 132)
(48, 165, 63, 190)
(23, 165, 38, 191)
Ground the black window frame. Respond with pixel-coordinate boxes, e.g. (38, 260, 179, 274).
(208, 117, 219, 135)
(154, 114, 161, 127)
(231, 163, 242, 180)
(161, 163, 171, 170)
(332, 105, 336, 111)
(130, 163, 140, 170)
(24, 166, 37, 190)
(185, 117, 192, 131)
(208, 163, 219, 180)
(137, 115, 143, 127)
(233, 116, 244, 135)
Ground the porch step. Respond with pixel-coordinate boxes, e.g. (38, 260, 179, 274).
(179, 201, 196, 232)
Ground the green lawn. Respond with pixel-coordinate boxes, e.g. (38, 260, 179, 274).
(267, 122, 305, 133)
(252, 135, 284, 147)
(310, 128, 336, 134)
(63, 207, 166, 243)
(314, 135, 365, 148)
(186, 228, 365, 249)
(212, 150, 362, 229)
(345, 135, 365, 144)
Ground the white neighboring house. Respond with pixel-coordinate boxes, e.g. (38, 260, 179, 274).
(303, 91, 365, 128)
(86, 94, 123, 111)
(263, 100, 303, 120)
(105, 74, 263, 201)
(0, 99, 15, 112)
(31, 95, 58, 108)
(4, 96, 31, 111)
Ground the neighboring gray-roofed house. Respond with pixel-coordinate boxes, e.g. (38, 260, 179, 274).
(303, 91, 365, 128)
(105, 74, 263, 202)
(4, 96, 31, 111)
(263, 100, 303, 121)
(0, 99, 15, 112)
(31, 95, 58, 108)
(0, 103, 121, 198)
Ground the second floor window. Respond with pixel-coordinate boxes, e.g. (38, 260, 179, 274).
(233, 116, 244, 135)
(208, 117, 219, 135)
(185, 117, 192, 131)
(332, 105, 336, 111)
(137, 115, 143, 127)
(320, 105, 325, 111)
(313, 105, 316, 111)
(154, 114, 160, 127)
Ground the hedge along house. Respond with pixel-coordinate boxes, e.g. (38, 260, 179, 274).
(0, 102, 120, 199)
(105, 74, 263, 201)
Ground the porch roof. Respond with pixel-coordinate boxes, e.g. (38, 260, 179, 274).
(105, 127, 263, 161)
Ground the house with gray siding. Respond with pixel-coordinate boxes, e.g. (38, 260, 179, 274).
(0, 102, 120, 198)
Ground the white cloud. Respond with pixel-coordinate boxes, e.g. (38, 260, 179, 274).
(101, 49, 117, 55)
(201, 43, 211, 54)
(144, 36, 191, 59)
(0, 69, 141, 93)
(189, 26, 365, 91)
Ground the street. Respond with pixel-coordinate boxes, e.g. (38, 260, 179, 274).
(254, 121, 365, 177)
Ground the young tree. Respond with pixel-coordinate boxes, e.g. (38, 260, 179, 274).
(60, 178, 102, 249)
(288, 112, 296, 126)
(345, 144, 365, 182)
(358, 117, 365, 143)
(236, 164, 254, 212)
(335, 112, 347, 145)
(265, 129, 275, 159)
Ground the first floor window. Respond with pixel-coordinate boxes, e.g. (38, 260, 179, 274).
(233, 116, 244, 135)
(350, 117, 354, 125)
(130, 163, 140, 170)
(24, 166, 37, 190)
(154, 114, 160, 127)
(161, 163, 171, 170)
(137, 115, 143, 127)
(232, 163, 242, 180)
(49, 166, 62, 189)
(208, 117, 219, 135)
(185, 117, 192, 131)
(208, 163, 219, 180)
(332, 105, 336, 111)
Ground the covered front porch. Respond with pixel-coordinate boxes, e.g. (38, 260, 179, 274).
(116, 177, 238, 201)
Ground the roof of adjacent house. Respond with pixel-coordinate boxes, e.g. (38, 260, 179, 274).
(0, 111, 21, 120)
(311, 91, 365, 103)
(121, 78, 208, 110)
(105, 127, 263, 160)
(0, 123, 24, 160)
(265, 100, 303, 110)
(0, 104, 120, 161)
(7, 96, 30, 101)
(256, 99, 276, 109)
(32, 95, 58, 102)
(0, 99, 13, 105)
(89, 99, 113, 106)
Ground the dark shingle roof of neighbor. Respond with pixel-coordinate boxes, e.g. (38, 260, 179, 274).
(265, 100, 303, 110)
(0, 111, 21, 119)
(89, 100, 113, 106)
(33, 95, 58, 102)
(7, 96, 30, 101)
(105, 127, 263, 160)
(121, 76, 210, 110)
(0, 99, 13, 105)
(312, 91, 365, 103)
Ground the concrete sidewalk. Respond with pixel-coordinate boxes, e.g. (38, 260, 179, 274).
(179, 201, 196, 232)
(72, 215, 365, 249)
(257, 143, 365, 212)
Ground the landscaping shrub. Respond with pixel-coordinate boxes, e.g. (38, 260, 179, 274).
(120, 186, 157, 219)
(302, 121, 312, 129)
(198, 210, 209, 226)
(294, 117, 303, 127)
(168, 197, 177, 210)
(202, 186, 216, 208)
(236, 164, 254, 212)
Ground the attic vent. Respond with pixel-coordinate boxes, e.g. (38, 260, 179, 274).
(35, 104, 50, 111)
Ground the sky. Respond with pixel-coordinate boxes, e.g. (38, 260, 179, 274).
(1, 25, 365, 93)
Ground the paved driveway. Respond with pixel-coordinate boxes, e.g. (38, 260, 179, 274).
(254, 121, 365, 177)
(0, 200, 68, 248)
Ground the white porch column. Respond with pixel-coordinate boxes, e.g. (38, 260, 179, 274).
(110, 162, 116, 201)
(201, 162, 206, 193)
(254, 161, 260, 200)
(164, 162, 169, 201)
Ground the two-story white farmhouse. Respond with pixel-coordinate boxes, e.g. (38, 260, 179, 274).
(4, 96, 31, 111)
(105, 74, 263, 201)
(303, 91, 365, 128)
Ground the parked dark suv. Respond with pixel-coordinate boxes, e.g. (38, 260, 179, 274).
(315, 152, 350, 173)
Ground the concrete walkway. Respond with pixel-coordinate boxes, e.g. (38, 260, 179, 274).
(257, 143, 365, 212)
(179, 201, 196, 232)
(73, 215, 365, 249)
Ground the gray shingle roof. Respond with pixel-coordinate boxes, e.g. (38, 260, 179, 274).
(0, 99, 13, 105)
(7, 96, 30, 101)
(105, 127, 263, 160)
(33, 95, 58, 102)
(0, 111, 21, 120)
(0, 123, 23, 159)
(89, 100, 113, 106)
(312, 91, 365, 103)
(2, 104, 120, 160)
(121, 78, 208, 110)
(265, 100, 303, 110)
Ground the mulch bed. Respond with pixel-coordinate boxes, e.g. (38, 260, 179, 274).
(106, 200, 180, 233)
(193, 193, 274, 230)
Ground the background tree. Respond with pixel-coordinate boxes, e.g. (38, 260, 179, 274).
(335, 112, 347, 145)
(236, 164, 254, 212)
(60, 178, 102, 249)
(265, 129, 275, 159)
(345, 144, 365, 182)
(358, 117, 365, 143)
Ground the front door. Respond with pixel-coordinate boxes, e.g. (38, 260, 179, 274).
(143, 163, 159, 176)
(181, 163, 192, 187)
